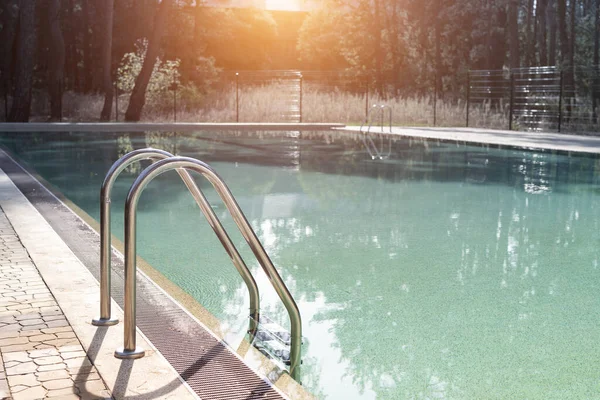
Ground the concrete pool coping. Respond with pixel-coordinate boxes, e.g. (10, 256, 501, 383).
(340, 126, 600, 155)
(3, 121, 600, 154)
(0, 122, 346, 132)
(0, 148, 301, 399)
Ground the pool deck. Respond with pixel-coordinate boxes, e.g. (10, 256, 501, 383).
(0, 122, 345, 132)
(0, 168, 199, 400)
(341, 126, 600, 154)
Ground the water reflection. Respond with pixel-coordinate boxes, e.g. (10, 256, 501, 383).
(2, 131, 600, 399)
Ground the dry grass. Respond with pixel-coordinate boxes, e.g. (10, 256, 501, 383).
(2, 84, 509, 129)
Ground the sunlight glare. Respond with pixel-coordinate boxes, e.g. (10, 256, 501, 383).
(265, 0, 301, 11)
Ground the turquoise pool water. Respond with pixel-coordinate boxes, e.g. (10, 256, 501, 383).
(2, 131, 600, 399)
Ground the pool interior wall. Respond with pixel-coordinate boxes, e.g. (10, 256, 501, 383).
(2, 130, 600, 399)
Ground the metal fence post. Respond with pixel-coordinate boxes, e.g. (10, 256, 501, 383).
(509, 72, 515, 130)
(558, 70, 563, 132)
(365, 80, 369, 120)
(433, 70, 438, 127)
(299, 74, 303, 123)
(114, 80, 119, 122)
(172, 75, 177, 123)
(466, 72, 470, 127)
(235, 72, 239, 123)
(3, 85, 7, 121)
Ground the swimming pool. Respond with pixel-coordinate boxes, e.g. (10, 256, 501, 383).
(2, 130, 600, 399)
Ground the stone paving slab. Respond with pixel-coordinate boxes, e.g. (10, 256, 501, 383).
(0, 211, 111, 400)
(0, 169, 199, 400)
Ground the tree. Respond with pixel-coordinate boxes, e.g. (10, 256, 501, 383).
(199, 6, 278, 70)
(0, 1, 19, 120)
(125, 0, 173, 121)
(100, 0, 114, 121)
(508, 0, 521, 68)
(47, 0, 65, 121)
(537, 0, 548, 65)
(558, 0, 569, 64)
(8, 0, 37, 122)
(548, 0, 558, 65)
(593, 0, 599, 122)
(81, 0, 93, 93)
(297, 6, 348, 71)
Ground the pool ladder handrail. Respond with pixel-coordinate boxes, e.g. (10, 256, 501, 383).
(92, 150, 302, 380)
(360, 104, 393, 160)
(92, 148, 259, 336)
(119, 156, 302, 380)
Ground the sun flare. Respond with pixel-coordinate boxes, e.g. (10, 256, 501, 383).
(265, 0, 301, 11)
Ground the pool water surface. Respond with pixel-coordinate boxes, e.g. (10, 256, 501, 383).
(2, 130, 600, 399)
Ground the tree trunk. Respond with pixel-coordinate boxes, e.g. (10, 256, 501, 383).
(100, 0, 114, 121)
(538, 0, 548, 65)
(486, 0, 493, 69)
(0, 1, 19, 120)
(488, 4, 507, 70)
(63, 0, 77, 91)
(8, 0, 37, 122)
(47, 0, 65, 121)
(569, 0, 576, 68)
(373, 0, 384, 97)
(567, 0, 576, 119)
(387, 0, 402, 94)
(508, 0, 521, 69)
(548, 0, 558, 65)
(435, 5, 442, 100)
(125, 0, 173, 122)
(526, 0, 535, 66)
(557, 0, 569, 64)
(593, 0, 599, 122)
(531, 0, 539, 65)
(82, 0, 93, 93)
(557, 0, 573, 120)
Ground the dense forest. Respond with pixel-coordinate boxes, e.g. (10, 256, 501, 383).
(0, 0, 598, 122)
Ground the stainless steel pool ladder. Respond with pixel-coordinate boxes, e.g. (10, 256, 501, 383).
(360, 104, 393, 160)
(92, 149, 302, 380)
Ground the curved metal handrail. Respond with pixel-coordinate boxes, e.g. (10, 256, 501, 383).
(360, 104, 393, 160)
(116, 157, 302, 380)
(91, 149, 260, 340)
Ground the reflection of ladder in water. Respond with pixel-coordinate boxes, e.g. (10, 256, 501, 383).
(360, 104, 393, 160)
(465, 150, 489, 183)
(93, 149, 303, 380)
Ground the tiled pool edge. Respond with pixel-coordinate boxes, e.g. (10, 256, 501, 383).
(0, 167, 200, 400)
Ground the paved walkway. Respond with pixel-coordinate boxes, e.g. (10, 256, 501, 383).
(341, 126, 600, 154)
(0, 211, 111, 400)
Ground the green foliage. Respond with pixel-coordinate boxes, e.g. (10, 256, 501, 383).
(178, 83, 210, 110)
(117, 40, 180, 110)
(297, 7, 347, 70)
(199, 7, 279, 70)
(296, 0, 512, 96)
(186, 55, 221, 91)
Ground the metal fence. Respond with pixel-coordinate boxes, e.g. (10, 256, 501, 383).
(225, 70, 370, 123)
(467, 66, 600, 133)
(6, 66, 599, 133)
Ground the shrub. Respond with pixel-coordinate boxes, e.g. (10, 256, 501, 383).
(117, 39, 180, 112)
